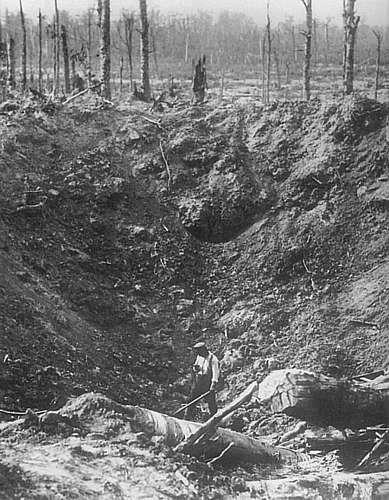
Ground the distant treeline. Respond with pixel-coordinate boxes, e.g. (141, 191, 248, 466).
(0, 4, 387, 93)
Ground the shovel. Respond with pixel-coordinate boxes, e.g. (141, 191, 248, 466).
(173, 390, 211, 417)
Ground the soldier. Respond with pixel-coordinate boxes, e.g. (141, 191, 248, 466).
(186, 341, 219, 419)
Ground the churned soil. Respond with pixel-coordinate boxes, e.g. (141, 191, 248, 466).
(0, 91, 388, 495)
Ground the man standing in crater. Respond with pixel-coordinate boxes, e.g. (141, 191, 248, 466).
(186, 341, 220, 420)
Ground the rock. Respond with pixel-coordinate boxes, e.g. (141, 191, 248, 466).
(176, 299, 194, 314)
(217, 305, 256, 338)
(364, 179, 389, 205)
(131, 225, 150, 240)
(68, 247, 91, 263)
(96, 177, 133, 203)
(0, 101, 20, 113)
(16, 270, 33, 282)
(0, 222, 10, 251)
(265, 357, 281, 370)
(132, 163, 150, 176)
(221, 347, 244, 372)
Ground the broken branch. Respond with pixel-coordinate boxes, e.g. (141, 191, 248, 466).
(206, 442, 234, 465)
(63, 82, 102, 105)
(176, 382, 258, 454)
(159, 141, 172, 191)
(358, 430, 389, 468)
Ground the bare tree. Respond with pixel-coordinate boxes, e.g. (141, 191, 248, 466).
(285, 60, 291, 85)
(150, 24, 160, 81)
(372, 29, 383, 101)
(260, 32, 266, 102)
(313, 18, 318, 65)
(273, 29, 281, 90)
(192, 55, 207, 103)
(38, 10, 43, 92)
(87, 8, 93, 87)
(139, 0, 151, 101)
(7, 36, 15, 90)
(343, 0, 360, 95)
(300, 0, 312, 101)
(324, 19, 331, 66)
(98, 0, 111, 99)
(54, 0, 60, 92)
(123, 12, 135, 91)
(265, 1, 272, 103)
(61, 25, 70, 93)
(119, 55, 123, 93)
(183, 17, 190, 63)
(291, 25, 297, 66)
(70, 53, 76, 88)
(19, 0, 27, 90)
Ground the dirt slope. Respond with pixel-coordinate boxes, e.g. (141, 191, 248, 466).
(0, 94, 388, 420)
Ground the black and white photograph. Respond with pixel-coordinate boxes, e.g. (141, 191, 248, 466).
(0, 0, 388, 498)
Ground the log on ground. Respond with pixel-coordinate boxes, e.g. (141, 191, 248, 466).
(56, 392, 301, 465)
(256, 369, 389, 428)
(246, 471, 389, 500)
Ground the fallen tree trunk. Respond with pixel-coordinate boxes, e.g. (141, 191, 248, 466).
(247, 471, 389, 499)
(130, 405, 300, 464)
(176, 382, 258, 454)
(56, 393, 301, 465)
(256, 369, 389, 428)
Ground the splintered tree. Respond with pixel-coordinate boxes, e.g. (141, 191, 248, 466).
(343, 0, 360, 95)
(300, 0, 313, 100)
(265, 1, 272, 104)
(260, 33, 266, 102)
(372, 29, 383, 101)
(192, 55, 207, 103)
(7, 36, 15, 90)
(19, 0, 27, 90)
(139, 0, 151, 101)
(38, 10, 43, 92)
(0, 20, 6, 97)
(54, 0, 60, 92)
(324, 19, 331, 66)
(98, 0, 111, 99)
(123, 12, 134, 91)
(61, 25, 70, 93)
(87, 8, 93, 87)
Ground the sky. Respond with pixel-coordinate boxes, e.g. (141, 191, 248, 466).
(0, 0, 388, 26)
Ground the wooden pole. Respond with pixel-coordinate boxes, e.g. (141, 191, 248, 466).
(173, 391, 211, 417)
